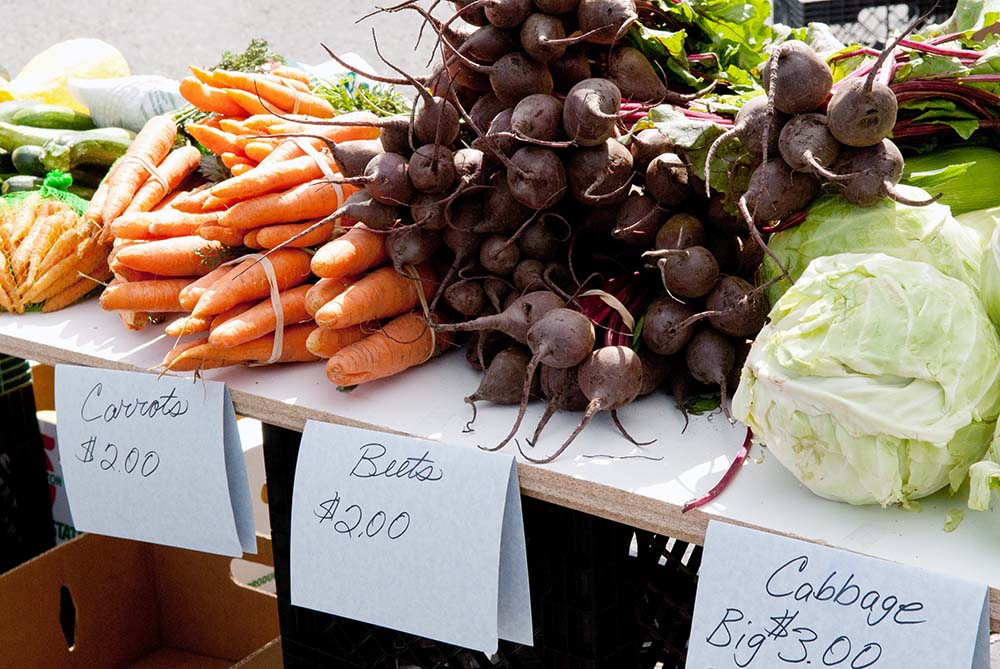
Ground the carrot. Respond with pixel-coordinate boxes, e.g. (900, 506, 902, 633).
(242, 141, 276, 162)
(179, 77, 247, 117)
(226, 88, 291, 116)
(311, 224, 387, 278)
(83, 177, 111, 230)
(192, 248, 312, 317)
(211, 70, 334, 118)
(163, 337, 209, 368)
(14, 210, 63, 283)
(242, 114, 289, 132)
(101, 115, 177, 230)
(0, 252, 18, 312)
(124, 146, 202, 214)
(99, 278, 190, 312)
(198, 225, 246, 247)
(41, 264, 111, 312)
(178, 264, 230, 311)
(170, 187, 214, 213)
(325, 313, 444, 386)
(110, 210, 217, 240)
(165, 314, 213, 337)
(220, 151, 253, 170)
(218, 118, 252, 135)
(24, 239, 108, 304)
(305, 276, 355, 317)
(211, 153, 337, 200)
(306, 323, 372, 358)
(269, 112, 381, 142)
(120, 310, 151, 331)
(218, 180, 352, 231)
(189, 65, 221, 87)
(115, 236, 224, 277)
(315, 264, 436, 330)
(209, 284, 312, 347)
(187, 124, 244, 157)
(199, 194, 241, 212)
(257, 219, 335, 249)
(243, 230, 262, 249)
(209, 302, 256, 330)
(269, 65, 312, 87)
(9, 193, 44, 246)
(257, 138, 309, 166)
(230, 163, 253, 177)
(165, 322, 319, 371)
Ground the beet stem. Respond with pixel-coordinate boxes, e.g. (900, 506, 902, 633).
(738, 195, 792, 282)
(681, 427, 752, 513)
(611, 410, 656, 446)
(518, 400, 601, 464)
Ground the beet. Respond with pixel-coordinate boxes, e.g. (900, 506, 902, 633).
(630, 128, 674, 174)
(445, 279, 487, 317)
(484, 0, 533, 28)
(519, 213, 570, 260)
(386, 225, 442, 271)
(476, 175, 533, 234)
(534, 0, 579, 12)
(433, 290, 565, 343)
(763, 40, 833, 114)
(638, 351, 671, 396)
(641, 297, 697, 355)
(408, 145, 458, 194)
(705, 275, 768, 337)
(778, 113, 843, 179)
(480, 234, 521, 274)
(507, 146, 568, 209)
(550, 48, 592, 92)
(465, 346, 533, 430)
(469, 93, 508, 130)
(528, 364, 589, 445)
(511, 94, 565, 141)
(703, 96, 786, 196)
(654, 213, 704, 250)
(685, 328, 736, 417)
(645, 153, 690, 206)
(608, 46, 666, 101)
(612, 194, 665, 246)
(331, 139, 384, 178)
(566, 137, 634, 205)
(563, 78, 621, 147)
(649, 246, 720, 298)
(833, 139, 940, 207)
(361, 152, 415, 205)
(577, 0, 638, 44)
(514, 259, 546, 292)
(739, 158, 819, 225)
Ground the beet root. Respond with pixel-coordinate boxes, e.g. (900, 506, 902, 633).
(577, 0, 639, 44)
(386, 225, 442, 272)
(507, 146, 568, 209)
(705, 275, 768, 337)
(647, 246, 720, 299)
(563, 78, 621, 147)
(833, 139, 940, 207)
(654, 213, 704, 250)
(608, 46, 666, 101)
(778, 113, 843, 179)
(567, 137, 634, 205)
(826, 77, 898, 148)
(612, 194, 665, 245)
(642, 297, 697, 356)
(433, 290, 565, 344)
(763, 40, 833, 114)
(522, 345, 646, 463)
(408, 145, 458, 194)
(529, 364, 590, 445)
(645, 153, 690, 206)
(685, 328, 736, 418)
(464, 346, 533, 430)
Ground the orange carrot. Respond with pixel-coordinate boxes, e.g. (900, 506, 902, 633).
(178, 264, 230, 311)
(165, 323, 319, 370)
(257, 138, 310, 166)
(243, 230, 263, 249)
(210, 153, 337, 200)
(110, 210, 217, 240)
(101, 115, 177, 231)
(315, 265, 436, 330)
(209, 302, 256, 330)
(242, 141, 276, 162)
(189, 65, 221, 87)
(269, 65, 312, 87)
(99, 278, 190, 312)
(218, 180, 352, 231)
(311, 224, 386, 278)
(306, 323, 372, 357)
(169, 187, 213, 213)
(198, 225, 247, 247)
(115, 236, 224, 277)
(41, 264, 111, 312)
(229, 163, 253, 177)
(256, 219, 335, 249)
(192, 248, 312, 317)
(209, 284, 312, 347)
(179, 77, 247, 116)
(165, 314, 213, 337)
(220, 151, 253, 170)
(21, 238, 106, 305)
(187, 124, 244, 157)
(211, 69, 334, 118)
(305, 276, 355, 317)
(242, 114, 289, 132)
(199, 194, 241, 212)
(83, 176, 111, 230)
(226, 88, 291, 116)
(218, 118, 251, 135)
(325, 313, 444, 386)
(124, 146, 202, 214)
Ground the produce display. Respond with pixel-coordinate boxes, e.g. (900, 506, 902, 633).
(2, 0, 1000, 520)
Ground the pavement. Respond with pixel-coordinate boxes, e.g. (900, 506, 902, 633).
(1, 0, 432, 86)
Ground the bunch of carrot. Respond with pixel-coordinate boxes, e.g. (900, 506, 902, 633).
(302, 227, 448, 387)
(0, 194, 110, 313)
(178, 64, 336, 176)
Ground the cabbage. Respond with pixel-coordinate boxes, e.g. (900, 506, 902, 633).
(733, 253, 1000, 507)
(969, 432, 1000, 511)
(975, 209, 1000, 327)
(762, 186, 985, 305)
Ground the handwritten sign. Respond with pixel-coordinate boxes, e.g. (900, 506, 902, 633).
(55, 365, 256, 557)
(687, 522, 990, 669)
(290, 421, 532, 654)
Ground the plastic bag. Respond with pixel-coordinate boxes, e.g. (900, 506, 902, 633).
(69, 75, 186, 132)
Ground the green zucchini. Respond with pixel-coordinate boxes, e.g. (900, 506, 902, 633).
(11, 145, 46, 176)
(70, 166, 105, 189)
(1, 175, 43, 194)
(0, 101, 41, 123)
(11, 104, 94, 131)
(41, 131, 132, 172)
(0, 122, 64, 151)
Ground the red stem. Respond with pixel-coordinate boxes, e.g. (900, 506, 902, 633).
(682, 427, 753, 513)
(897, 38, 982, 60)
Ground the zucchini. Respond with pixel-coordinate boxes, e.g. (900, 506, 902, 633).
(0, 122, 64, 151)
(41, 131, 132, 172)
(1, 175, 42, 194)
(0, 101, 41, 123)
(11, 145, 46, 176)
(68, 184, 96, 200)
(11, 104, 94, 131)
(70, 166, 105, 189)
(0, 147, 11, 173)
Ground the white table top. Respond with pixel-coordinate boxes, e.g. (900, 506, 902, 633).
(2, 300, 997, 626)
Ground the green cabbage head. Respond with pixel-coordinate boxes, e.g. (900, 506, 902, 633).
(762, 186, 985, 306)
(733, 253, 1000, 507)
(975, 208, 1000, 327)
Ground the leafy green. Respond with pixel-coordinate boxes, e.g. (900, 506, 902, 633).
(310, 74, 410, 117)
(211, 38, 284, 73)
(734, 253, 1000, 507)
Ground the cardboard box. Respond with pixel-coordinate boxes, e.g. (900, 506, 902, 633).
(0, 534, 280, 668)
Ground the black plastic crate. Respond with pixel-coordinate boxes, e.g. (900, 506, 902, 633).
(0, 356, 55, 574)
(261, 424, 641, 669)
(774, 0, 957, 47)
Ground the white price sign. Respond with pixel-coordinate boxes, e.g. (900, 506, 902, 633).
(290, 420, 533, 654)
(55, 365, 256, 557)
(687, 522, 990, 669)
